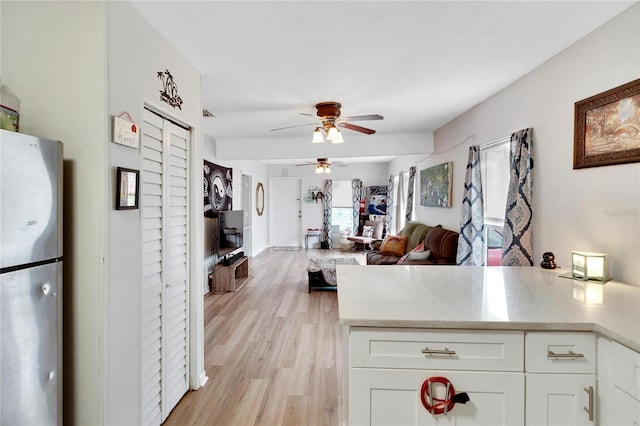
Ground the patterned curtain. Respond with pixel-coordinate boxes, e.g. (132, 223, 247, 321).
(395, 173, 404, 234)
(351, 179, 363, 235)
(323, 179, 333, 249)
(502, 128, 534, 266)
(456, 146, 485, 266)
(405, 166, 416, 222)
(385, 175, 394, 235)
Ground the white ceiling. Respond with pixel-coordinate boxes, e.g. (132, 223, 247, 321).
(130, 0, 635, 163)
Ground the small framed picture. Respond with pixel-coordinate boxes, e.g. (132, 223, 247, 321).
(116, 167, 139, 210)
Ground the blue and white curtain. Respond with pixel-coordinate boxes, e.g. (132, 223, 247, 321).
(456, 146, 485, 266)
(351, 179, 363, 235)
(405, 166, 416, 223)
(386, 175, 394, 234)
(395, 172, 405, 233)
(502, 128, 534, 266)
(323, 179, 333, 249)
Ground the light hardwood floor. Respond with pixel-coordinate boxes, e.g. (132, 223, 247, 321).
(163, 248, 366, 426)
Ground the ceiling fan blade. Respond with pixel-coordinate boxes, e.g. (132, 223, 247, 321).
(339, 114, 384, 121)
(295, 162, 316, 167)
(270, 122, 317, 131)
(332, 161, 348, 167)
(338, 122, 376, 135)
(299, 113, 322, 119)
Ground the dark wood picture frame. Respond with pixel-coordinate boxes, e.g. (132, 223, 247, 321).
(574, 78, 640, 169)
(116, 167, 140, 210)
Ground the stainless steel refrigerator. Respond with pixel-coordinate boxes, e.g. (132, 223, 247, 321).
(0, 129, 63, 425)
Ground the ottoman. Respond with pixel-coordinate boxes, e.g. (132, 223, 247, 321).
(307, 257, 359, 293)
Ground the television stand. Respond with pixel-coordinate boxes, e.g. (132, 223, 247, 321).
(213, 256, 249, 292)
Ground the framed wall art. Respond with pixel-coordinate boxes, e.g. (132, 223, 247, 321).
(420, 162, 453, 208)
(203, 160, 233, 216)
(574, 78, 640, 169)
(116, 167, 139, 210)
(366, 185, 388, 215)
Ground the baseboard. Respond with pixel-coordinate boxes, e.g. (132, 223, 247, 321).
(197, 370, 208, 388)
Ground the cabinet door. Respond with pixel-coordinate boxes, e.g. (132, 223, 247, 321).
(610, 386, 640, 426)
(141, 108, 190, 425)
(350, 369, 524, 425)
(525, 374, 595, 425)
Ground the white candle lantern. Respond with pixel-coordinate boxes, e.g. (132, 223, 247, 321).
(571, 251, 608, 283)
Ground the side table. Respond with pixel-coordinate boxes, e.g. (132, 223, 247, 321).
(305, 233, 321, 249)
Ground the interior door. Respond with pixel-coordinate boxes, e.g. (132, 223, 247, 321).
(140, 108, 190, 425)
(269, 178, 302, 247)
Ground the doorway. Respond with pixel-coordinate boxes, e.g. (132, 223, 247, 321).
(269, 178, 302, 247)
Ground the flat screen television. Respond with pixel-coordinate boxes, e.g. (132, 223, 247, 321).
(214, 210, 244, 262)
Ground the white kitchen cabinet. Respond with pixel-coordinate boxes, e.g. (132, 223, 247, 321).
(525, 373, 595, 425)
(350, 368, 524, 425)
(610, 385, 640, 425)
(524, 332, 596, 425)
(347, 328, 525, 425)
(599, 340, 640, 425)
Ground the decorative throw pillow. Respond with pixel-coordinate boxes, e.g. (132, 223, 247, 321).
(362, 225, 374, 238)
(407, 250, 431, 261)
(379, 235, 408, 257)
(398, 242, 430, 264)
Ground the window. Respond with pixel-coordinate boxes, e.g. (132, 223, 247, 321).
(331, 207, 354, 233)
(331, 180, 355, 233)
(481, 138, 510, 265)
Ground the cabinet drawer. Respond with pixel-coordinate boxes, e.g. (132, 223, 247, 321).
(612, 341, 640, 401)
(525, 332, 595, 374)
(350, 369, 524, 425)
(350, 328, 523, 371)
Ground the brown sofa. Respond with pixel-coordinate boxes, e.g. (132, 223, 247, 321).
(366, 221, 459, 265)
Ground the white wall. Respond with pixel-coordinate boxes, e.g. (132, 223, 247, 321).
(215, 131, 433, 161)
(106, 2, 203, 424)
(386, 154, 432, 178)
(202, 134, 270, 262)
(425, 5, 640, 286)
(2, 2, 107, 425)
(265, 162, 389, 247)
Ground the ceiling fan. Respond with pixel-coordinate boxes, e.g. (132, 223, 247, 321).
(295, 157, 347, 174)
(270, 102, 383, 143)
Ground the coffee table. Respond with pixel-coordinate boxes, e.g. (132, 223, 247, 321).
(346, 236, 376, 251)
(307, 257, 359, 293)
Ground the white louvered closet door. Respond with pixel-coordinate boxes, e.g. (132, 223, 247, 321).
(141, 108, 190, 425)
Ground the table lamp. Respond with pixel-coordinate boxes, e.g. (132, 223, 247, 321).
(571, 251, 609, 283)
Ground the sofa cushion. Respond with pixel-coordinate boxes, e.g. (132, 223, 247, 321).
(379, 235, 408, 257)
(366, 250, 402, 265)
(398, 221, 433, 252)
(423, 226, 459, 264)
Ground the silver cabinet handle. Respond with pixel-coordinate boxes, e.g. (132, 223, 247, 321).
(421, 347, 456, 356)
(584, 386, 594, 422)
(547, 350, 584, 359)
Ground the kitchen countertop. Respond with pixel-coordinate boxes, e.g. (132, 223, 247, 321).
(337, 265, 640, 352)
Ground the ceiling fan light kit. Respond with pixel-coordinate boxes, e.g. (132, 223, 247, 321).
(270, 101, 383, 144)
(316, 164, 331, 174)
(298, 157, 345, 173)
(325, 126, 343, 143)
(312, 127, 325, 143)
